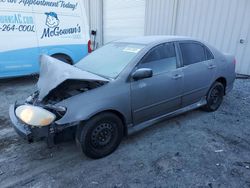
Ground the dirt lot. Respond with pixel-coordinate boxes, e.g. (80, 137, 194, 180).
(0, 77, 250, 188)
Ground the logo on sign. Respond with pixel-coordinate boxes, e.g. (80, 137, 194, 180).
(45, 12, 59, 28)
(41, 12, 81, 39)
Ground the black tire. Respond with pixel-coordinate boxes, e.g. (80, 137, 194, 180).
(52, 54, 72, 64)
(76, 112, 124, 159)
(202, 82, 224, 112)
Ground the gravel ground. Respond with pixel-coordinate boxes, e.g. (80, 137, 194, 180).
(0, 77, 250, 188)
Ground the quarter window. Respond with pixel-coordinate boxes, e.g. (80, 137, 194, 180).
(139, 43, 177, 74)
(180, 43, 207, 66)
(205, 47, 214, 60)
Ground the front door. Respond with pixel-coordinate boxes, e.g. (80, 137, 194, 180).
(131, 43, 183, 125)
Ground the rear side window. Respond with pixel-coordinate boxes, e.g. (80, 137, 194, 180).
(180, 43, 207, 66)
(139, 43, 177, 74)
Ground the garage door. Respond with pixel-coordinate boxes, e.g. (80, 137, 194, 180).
(103, 0, 145, 44)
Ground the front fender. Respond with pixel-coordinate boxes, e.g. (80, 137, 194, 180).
(55, 82, 131, 126)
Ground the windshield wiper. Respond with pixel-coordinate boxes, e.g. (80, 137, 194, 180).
(92, 72, 112, 80)
(75, 67, 112, 80)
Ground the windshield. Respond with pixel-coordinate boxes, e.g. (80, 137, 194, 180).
(75, 43, 145, 79)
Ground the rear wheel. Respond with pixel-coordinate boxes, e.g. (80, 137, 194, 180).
(52, 54, 72, 64)
(76, 112, 124, 159)
(202, 82, 224, 112)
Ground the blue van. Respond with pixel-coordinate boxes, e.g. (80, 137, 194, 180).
(0, 0, 90, 78)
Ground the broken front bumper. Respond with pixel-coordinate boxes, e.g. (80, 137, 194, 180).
(9, 104, 50, 142)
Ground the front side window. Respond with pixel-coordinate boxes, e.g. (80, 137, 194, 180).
(180, 42, 207, 66)
(139, 43, 177, 74)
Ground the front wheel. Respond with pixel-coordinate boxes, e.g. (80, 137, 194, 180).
(76, 112, 124, 159)
(202, 82, 224, 112)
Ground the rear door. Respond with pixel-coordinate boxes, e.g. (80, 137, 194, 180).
(178, 41, 216, 107)
(131, 42, 183, 124)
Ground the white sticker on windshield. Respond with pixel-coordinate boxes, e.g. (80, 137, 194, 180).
(123, 47, 142, 53)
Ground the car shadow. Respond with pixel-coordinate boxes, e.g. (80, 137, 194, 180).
(0, 75, 38, 85)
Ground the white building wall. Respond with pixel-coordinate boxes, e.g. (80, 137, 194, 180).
(174, 0, 250, 75)
(103, 0, 146, 44)
(145, 0, 250, 75)
(144, 0, 177, 35)
(83, 0, 103, 48)
(84, 0, 250, 75)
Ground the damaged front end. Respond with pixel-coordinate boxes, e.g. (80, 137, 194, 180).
(9, 55, 109, 144)
(9, 96, 69, 145)
(42, 79, 105, 104)
(9, 103, 55, 143)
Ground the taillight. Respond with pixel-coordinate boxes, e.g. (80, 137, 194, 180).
(88, 40, 92, 53)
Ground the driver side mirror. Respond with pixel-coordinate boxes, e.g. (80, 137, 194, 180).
(132, 68, 153, 81)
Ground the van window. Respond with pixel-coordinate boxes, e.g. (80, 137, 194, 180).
(180, 43, 207, 66)
(139, 43, 177, 74)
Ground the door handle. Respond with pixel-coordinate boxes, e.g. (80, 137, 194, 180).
(208, 65, 216, 69)
(172, 74, 183, 80)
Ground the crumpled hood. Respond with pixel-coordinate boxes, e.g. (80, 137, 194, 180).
(37, 55, 109, 100)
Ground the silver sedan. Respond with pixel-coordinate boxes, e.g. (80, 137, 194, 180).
(10, 36, 236, 159)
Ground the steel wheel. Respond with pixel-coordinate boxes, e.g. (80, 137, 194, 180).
(91, 122, 115, 148)
(76, 112, 123, 159)
(202, 82, 224, 112)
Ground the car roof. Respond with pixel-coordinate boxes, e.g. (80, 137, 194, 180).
(114, 35, 196, 45)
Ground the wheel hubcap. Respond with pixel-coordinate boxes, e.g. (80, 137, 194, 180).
(91, 123, 114, 148)
(209, 86, 223, 109)
(210, 88, 220, 104)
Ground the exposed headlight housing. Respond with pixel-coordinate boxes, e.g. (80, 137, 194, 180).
(15, 105, 56, 127)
